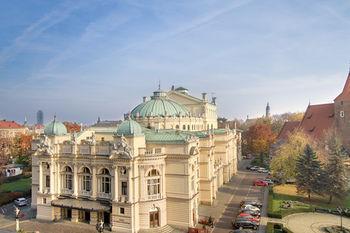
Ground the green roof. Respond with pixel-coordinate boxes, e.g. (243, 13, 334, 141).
(44, 118, 67, 136)
(116, 118, 143, 136)
(143, 128, 197, 144)
(213, 128, 229, 135)
(131, 90, 189, 118)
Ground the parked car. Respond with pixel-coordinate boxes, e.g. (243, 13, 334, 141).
(237, 213, 260, 220)
(257, 167, 269, 173)
(14, 197, 28, 207)
(241, 204, 260, 212)
(249, 166, 260, 171)
(240, 209, 261, 217)
(263, 178, 274, 185)
(232, 219, 259, 230)
(240, 200, 262, 208)
(246, 165, 252, 170)
(236, 216, 260, 223)
(254, 179, 268, 187)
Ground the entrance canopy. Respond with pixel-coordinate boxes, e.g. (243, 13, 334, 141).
(52, 198, 110, 212)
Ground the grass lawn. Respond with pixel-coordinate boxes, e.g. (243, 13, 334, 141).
(0, 177, 31, 192)
(268, 184, 350, 218)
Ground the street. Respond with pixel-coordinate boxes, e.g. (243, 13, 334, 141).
(199, 159, 267, 233)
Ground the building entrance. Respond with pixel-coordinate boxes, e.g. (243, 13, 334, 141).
(61, 208, 72, 220)
(149, 210, 159, 228)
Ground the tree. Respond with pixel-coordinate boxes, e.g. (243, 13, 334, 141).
(323, 129, 348, 203)
(295, 144, 323, 200)
(245, 123, 276, 155)
(270, 130, 311, 181)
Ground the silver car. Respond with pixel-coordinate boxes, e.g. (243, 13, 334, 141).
(14, 198, 28, 207)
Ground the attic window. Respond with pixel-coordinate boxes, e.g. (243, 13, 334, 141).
(309, 127, 316, 132)
(329, 113, 335, 118)
(340, 111, 345, 118)
(307, 114, 313, 119)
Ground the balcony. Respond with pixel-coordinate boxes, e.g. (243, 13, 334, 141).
(95, 145, 110, 156)
(78, 190, 92, 197)
(61, 188, 73, 195)
(118, 196, 128, 203)
(148, 193, 161, 200)
(61, 145, 73, 154)
(97, 192, 111, 199)
(79, 145, 91, 155)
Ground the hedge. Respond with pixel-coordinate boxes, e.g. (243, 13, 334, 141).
(0, 190, 31, 206)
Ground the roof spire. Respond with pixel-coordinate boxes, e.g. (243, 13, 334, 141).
(53, 114, 56, 122)
(158, 80, 161, 90)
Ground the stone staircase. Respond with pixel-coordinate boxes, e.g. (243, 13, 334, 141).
(139, 225, 185, 233)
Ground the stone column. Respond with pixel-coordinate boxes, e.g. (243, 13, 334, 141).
(128, 167, 132, 203)
(162, 164, 166, 198)
(71, 209, 79, 223)
(50, 162, 55, 194)
(39, 162, 43, 193)
(90, 211, 98, 226)
(73, 164, 78, 197)
(113, 167, 119, 202)
(57, 163, 61, 195)
(92, 166, 97, 199)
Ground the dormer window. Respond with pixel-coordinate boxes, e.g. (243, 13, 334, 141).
(340, 111, 345, 118)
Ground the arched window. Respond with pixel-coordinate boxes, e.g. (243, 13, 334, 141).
(99, 168, 111, 194)
(146, 169, 161, 199)
(182, 125, 186, 130)
(80, 167, 91, 193)
(61, 166, 73, 192)
(176, 125, 179, 129)
(187, 125, 190, 130)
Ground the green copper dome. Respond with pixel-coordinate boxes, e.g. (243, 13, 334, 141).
(116, 118, 143, 136)
(44, 117, 67, 136)
(131, 90, 189, 118)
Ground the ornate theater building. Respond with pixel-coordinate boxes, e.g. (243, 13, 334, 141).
(31, 87, 241, 232)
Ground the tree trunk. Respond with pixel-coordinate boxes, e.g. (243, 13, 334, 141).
(328, 195, 333, 204)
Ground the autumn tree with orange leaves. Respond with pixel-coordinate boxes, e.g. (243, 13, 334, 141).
(244, 123, 276, 156)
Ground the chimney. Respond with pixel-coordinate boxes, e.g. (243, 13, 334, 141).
(171, 85, 175, 91)
(202, 93, 207, 101)
(212, 97, 217, 105)
(143, 96, 147, 103)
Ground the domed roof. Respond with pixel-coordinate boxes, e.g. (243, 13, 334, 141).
(131, 90, 189, 118)
(44, 117, 67, 136)
(116, 118, 143, 136)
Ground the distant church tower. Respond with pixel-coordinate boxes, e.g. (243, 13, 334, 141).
(265, 102, 271, 118)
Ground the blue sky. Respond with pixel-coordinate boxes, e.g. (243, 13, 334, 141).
(1, 0, 350, 124)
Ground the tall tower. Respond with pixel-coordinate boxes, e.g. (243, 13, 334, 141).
(334, 70, 350, 149)
(266, 102, 271, 118)
(37, 110, 44, 125)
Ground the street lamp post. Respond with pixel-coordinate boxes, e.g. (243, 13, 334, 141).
(14, 206, 20, 232)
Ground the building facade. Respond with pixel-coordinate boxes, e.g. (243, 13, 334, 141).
(31, 87, 241, 232)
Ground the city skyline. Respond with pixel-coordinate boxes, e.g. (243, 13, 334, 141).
(1, 0, 350, 123)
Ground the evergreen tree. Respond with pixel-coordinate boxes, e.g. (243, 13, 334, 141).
(295, 144, 323, 200)
(324, 133, 348, 203)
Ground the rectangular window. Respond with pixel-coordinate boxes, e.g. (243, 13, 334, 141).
(83, 175, 91, 191)
(121, 181, 128, 196)
(147, 178, 160, 195)
(120, 208, 125, 214)
(43, 198, 46, 204)
(45, 175, 50, 188)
